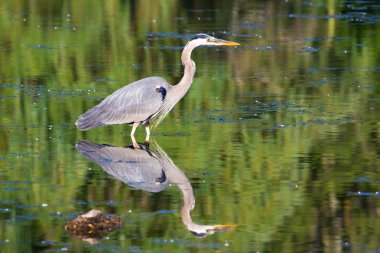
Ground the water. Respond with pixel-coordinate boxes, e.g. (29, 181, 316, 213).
(0, 0, 379, 252)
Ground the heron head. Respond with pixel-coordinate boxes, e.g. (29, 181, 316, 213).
(189, 224, 237, 238)
(188, 33, 240, 47)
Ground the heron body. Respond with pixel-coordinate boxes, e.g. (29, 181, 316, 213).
(75, 34, 240, 143)
(76, 77, 170, 130)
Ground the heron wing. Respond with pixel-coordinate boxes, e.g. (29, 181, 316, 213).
(76, 77, 169, 129)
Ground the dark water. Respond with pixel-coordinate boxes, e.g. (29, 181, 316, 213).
(0, 0, 379, 252)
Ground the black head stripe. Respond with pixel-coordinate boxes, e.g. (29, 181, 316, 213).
(190, 33, 211, 41)
(190, 231, 208, 238)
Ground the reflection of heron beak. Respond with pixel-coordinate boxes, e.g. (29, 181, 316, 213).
(210, 224, 238, 232)
(214, 39, 241, 46)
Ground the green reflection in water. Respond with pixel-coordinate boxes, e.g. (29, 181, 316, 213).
(0, 0, 379, 253)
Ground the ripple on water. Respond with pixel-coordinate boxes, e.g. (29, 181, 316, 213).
(302, 1, 327, 7)
(147, 32, 189, 39)
(302, 46, 319, 53)
(24, 43, 60, 50)
(308, 66, 380, 72)
(153, 238, 227, 249)
(347, 191, 380, 197)
(15, 214, 37, 221)
(288, 12, 380, 24)
(303, 36, 348, 41)
(231, 22, 265, 29)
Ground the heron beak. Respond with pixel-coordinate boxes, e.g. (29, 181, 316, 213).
(210, 224, 238, 232)
(213, 39, 240, 46)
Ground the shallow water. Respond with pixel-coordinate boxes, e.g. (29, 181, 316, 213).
(0, 0, 379, 252)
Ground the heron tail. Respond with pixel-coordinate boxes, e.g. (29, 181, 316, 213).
(75, 109, 105, 130)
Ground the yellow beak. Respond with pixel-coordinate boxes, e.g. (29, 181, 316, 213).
(214, 39, 241, 46)
(211, 224, 238, 232)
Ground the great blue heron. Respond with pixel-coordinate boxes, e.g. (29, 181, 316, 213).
(76, 140, 236, 237)
(75, 34, 240, 144)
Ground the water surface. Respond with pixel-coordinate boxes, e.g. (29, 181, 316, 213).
(0, 1, 379, 252)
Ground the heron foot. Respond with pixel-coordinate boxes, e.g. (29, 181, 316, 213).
(130, 123, 140, 148)
(130, 134, 140, 149)
(131, 140, 140, 149)
(144, 125, 151, 147)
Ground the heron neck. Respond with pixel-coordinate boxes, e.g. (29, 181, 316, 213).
(179, 182, 195, 228)
(172, 44, 197, 100)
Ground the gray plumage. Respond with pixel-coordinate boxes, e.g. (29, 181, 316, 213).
(75, 34, 240, 143)
(76, 77, 169, 130)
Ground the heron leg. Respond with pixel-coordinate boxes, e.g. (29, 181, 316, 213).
(144, 125, 150, 147)
(130, 122, 139, 148)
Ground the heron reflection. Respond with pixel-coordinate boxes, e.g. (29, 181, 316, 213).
(76, 140, 235, 237)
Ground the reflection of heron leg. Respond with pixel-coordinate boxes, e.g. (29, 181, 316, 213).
(144, 125, 150, 147)
(130, 122, 139, 148)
